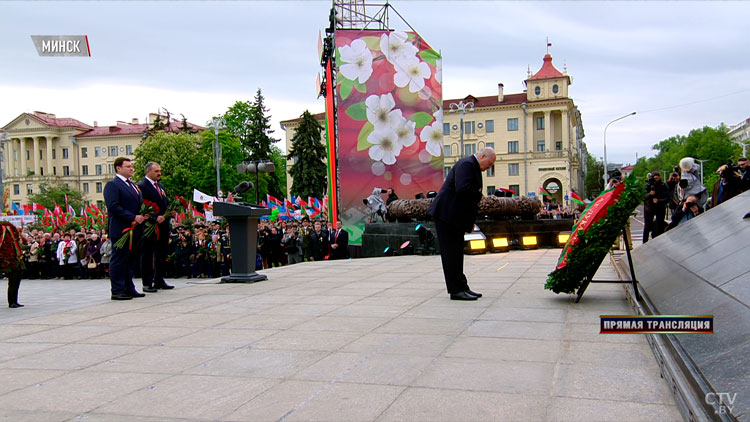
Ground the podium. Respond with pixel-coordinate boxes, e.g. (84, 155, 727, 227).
(213, 202, 270, 283)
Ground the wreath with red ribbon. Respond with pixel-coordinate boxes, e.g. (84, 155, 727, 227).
(0, 221, 24, 273)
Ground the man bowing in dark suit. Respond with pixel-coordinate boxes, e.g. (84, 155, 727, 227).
(428, 147, 496, 301)
(104, 157, 146, 300)
(138, 162, 174, 292)
(329, 220, 349, 260)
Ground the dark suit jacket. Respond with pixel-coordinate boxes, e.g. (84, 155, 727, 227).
(137, 178, 170, 240)
(330, 228, 349, 259)
(309, 229, 328, 261)
(104, 176, 143, 239)
(428, 155, 483, 232)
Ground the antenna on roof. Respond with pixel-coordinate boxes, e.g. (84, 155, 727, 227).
(546, 37, 551, 54)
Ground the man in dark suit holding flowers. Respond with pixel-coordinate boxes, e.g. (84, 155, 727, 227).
(429, 147, 496, 301)
(104, 157, 146, 300)
(137, 162, 174, 292)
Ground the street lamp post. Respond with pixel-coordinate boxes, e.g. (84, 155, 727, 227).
(694, 159, 708, 187)
(212, 118, 225, 199)
(603, 111, 636, 185)
(237, 160, 276, 205)
(449, 100, 475, 158)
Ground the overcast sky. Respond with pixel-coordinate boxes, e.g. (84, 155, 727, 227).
(1, 1, 748, 166)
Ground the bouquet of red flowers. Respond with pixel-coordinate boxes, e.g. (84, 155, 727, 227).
(114, 202, 155, 250)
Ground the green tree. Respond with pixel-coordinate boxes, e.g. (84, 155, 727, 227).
(193, 129, 253, 199)
(287, 110, 327, 199)
(133, 132, 202, 200)
(28, 180, 86, 212)
(632, 126, 740, 189)
(584, 153, 604, 198)
(223, 89, 280, 161)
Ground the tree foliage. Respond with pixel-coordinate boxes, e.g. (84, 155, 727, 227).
(28, 180, 86, 211)
(632, 125, 741, 190)
(223, 89, 280, 162)
(584, 153, 604, 199)
(133, 132, 203, 200)
(287, 110, 328, 199)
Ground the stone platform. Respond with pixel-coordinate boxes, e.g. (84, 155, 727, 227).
(0, 250, 681, 421)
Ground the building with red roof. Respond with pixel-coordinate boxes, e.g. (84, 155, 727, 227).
(1, 111, 203, 207)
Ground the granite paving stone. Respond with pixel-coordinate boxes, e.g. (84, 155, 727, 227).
(0, 252, 681, 421)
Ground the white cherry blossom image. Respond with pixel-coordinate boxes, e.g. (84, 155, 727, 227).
(368, 127, 403, 165)
(391, 110, 417, 147)
(436, 58, 442, 84)
(394, 57, 432, 93)
(365, 93, 400, 129)
(420, 121, 444, 157)
(339, 39, 373, 83)
(380, 31, 418, 67)
(433, 108, 443, 127)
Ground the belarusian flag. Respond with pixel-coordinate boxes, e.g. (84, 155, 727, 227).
(570, 192, 585, 205)
(539, 187, 551, 198)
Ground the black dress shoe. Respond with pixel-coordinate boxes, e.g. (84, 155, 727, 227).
(127, 291, 146, 298)
(9, 303, 24, 308)
(466, 289, 483, 298)
(111, 294, 133, 301)
(143, 286, 158, 293)
(155, 283, 174, 290)
(450, 291, 478, 301)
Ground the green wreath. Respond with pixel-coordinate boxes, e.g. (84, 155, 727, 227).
(545, 175, 644, 294)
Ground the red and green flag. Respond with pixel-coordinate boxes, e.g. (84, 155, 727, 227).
(539, 187, 551, 198)
(570, 192, 585, 205)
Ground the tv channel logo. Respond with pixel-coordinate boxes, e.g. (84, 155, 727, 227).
(31, 35, 91, 57)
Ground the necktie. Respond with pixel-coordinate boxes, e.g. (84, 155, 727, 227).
(154, 182, 163, 197)
(127, 179, 138, 194)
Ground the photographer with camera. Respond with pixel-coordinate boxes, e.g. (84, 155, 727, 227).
(678, 157, 707, 208)
(667, 195, 704, 231)
(282, 227, 303, 265)
(710, 161, 743, 208)
(643, 171, 670, 243)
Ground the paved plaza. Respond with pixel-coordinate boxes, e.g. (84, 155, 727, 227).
(0, 248, 681, 421)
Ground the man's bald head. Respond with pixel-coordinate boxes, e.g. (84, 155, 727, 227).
(475, 147, 496, 171)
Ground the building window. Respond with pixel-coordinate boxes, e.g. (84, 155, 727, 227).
(81, 147, 88, 158)
(52, 149, 56, 159)
(109, 146, 118, 157)
(486, 142, 494, 150)
(83, 183, 89, 194)
(534, 86, 541, 95)
(536, 117, 545, 130)
(26, 184, 32, 195)
(485, 120, 494, 133)
(464, 143, 476, 157)
(53, 167, 56, 175)
(487, 185, 495, 195)
(444, 167, 450, 178)
(14, 169, 18, 176)
(108, 164, 115, 174)
(82, 165, 89, 175)
(40, 167, 44, 176)
(509, 184, 520, 196)
(96, 182, 103, 193)
(464, 121, 475, 134)
(507, 118, 519, 131)
(62, 148, 69, 159)
(508, 163, 519, 176)
(556, 141, 563, 151)
(96, 165, 102, 175)
(95, 147, 102, 157)
(508, 141, 519, 154)
(96, 200, 104, 209)
(39, 150, 43, 160)
(26, 150, 30, 160)
(63, 166, 70, 176)
(443, 123, 450, 135)
(13, 184, 19, 195)
(553, 84, 559, 94)
(537, 140, 545, 152)
(13, 151, 17, 161)
(486, 165, 495, 177)
(126, 145, 133, 155)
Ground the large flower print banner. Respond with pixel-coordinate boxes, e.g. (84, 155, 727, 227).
(335, 29, 443, 243)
